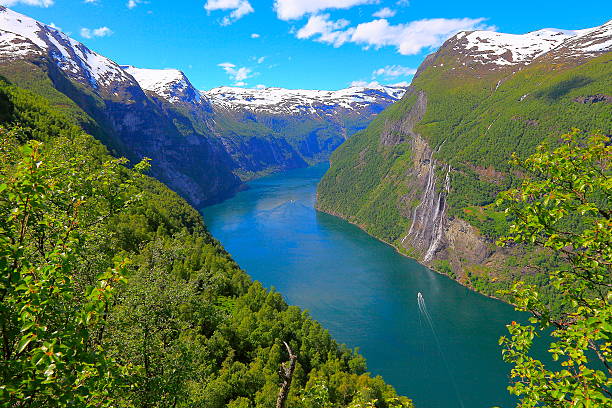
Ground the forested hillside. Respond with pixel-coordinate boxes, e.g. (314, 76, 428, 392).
(0, 78, 412, 407)
(317, 22, 612, 305)
(0, 6, 400, 207)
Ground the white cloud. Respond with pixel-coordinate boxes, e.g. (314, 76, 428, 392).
(372, 7, 395, 18)
(274, 0, 376, 20)
(350, 17, 492, 55)
(250, 33, 260, 38)
(391, 80, 410, 87)
(84, 0, 98, 3)
(126, 0, 147, 8)
(350, 80, 380, 87)
(0, 0, 53, 6)
(350, 78, 410, 87)
(80, 26, 113, 39)
(204, 0, 254, 25)
(48, 22, 61, 30)
(351, 65, 417, 88)
(218, 62, 255, 85)
(294, 15, 492, 55)
(296, 14, 354, 47)
(257, 56, 265, 64)
(372, 64, 416, 78)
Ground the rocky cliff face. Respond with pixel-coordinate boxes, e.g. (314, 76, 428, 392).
(0, 6, 400, 205)
(317, 20, 612, 296)
(129, 74, 406, 179)
(0, 6, 240, 207)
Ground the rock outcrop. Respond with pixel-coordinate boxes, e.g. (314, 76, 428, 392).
(317, 19, 612, 295)
(0, 6, 402, 205)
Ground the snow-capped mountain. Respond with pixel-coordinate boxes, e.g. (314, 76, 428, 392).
(1, 5, 608, 209)
(0, 6, 402, 204)
(0, 6, 240, 206)
(445, 19, 612, 68)
(0, 5, 404, 122)
(119, 65, 405, 116)
(0, 6, 136, 95)
(121, 65, 204, 105)
(118, 65, 406, 178)
(203, 85, 406, 116)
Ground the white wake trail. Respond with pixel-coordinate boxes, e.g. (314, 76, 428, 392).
(417, 292, 465, 408)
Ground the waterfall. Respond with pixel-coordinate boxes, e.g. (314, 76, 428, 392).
(402, 142, 451, 262)
(423, 165, 451, 262)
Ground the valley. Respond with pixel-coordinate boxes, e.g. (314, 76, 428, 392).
(202, 163, 548, 408)
(0, 3, 610, 408)
(0, 5, 404, 206)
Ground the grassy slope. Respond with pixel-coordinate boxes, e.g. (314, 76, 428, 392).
(317, 51, 612, 300)
(419, 53, 612, 212)
(0, 78, 412, 407)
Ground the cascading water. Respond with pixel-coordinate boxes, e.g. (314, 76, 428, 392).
(402, 151, 451, 262)
(417, 292, 465, 408)
(423, 164, 451, 262)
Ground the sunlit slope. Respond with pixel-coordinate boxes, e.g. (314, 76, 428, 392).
(0, 75, 413, 408)
(317, 22, 612, 300)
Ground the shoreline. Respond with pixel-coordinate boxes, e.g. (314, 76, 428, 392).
(314, 203, 511, 306)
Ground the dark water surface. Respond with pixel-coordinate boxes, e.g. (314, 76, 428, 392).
(202, 163, 526, 408)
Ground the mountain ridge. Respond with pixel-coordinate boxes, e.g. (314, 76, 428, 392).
(317, 19, 612, 302)
(121, 63, 406, 115)
(0, 5, 401, 206)
(449, 19, 612, 67)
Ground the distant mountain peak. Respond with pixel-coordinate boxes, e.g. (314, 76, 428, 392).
(201, 85, 407, 116)
(120, 65, 203, 105)
(446, 19, 612, 68)
(120, 62, 407, 116)
(0, 6, 134, 93)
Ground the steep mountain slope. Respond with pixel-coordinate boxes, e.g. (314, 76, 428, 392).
(124, 66, 405, 179)
(0, 76, 413, 408)
(0, 6, 241, 207)
(0, 6, 399, 206)
(317, 21, 612, 299)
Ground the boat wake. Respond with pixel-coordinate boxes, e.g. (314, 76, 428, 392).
(417, 292, 465, 408)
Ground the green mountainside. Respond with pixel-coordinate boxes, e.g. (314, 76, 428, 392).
(0, 77, 412, 407)
(317, 23, 612, 304)
(0, 6, 402, 208)
(206, 105, 388, 181)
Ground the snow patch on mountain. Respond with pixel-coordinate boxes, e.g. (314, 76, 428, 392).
(0, 6, 133, 90)
(121, 65, 201, 104)
(547, 20, 612, 59)
(453, 19, 612, 66)
(202, 85, 407, 115)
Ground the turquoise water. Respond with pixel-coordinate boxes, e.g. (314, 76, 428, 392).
(202, 163, 527, 408)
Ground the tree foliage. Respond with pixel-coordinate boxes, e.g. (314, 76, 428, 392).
(496, 130, 611, 407)
(0, 138, 143, 406)
(0, 74, 413, 407)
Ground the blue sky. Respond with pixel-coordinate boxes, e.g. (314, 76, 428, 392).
(4, 0, 610, 90)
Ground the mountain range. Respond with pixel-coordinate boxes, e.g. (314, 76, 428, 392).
(0, 5, 404, 206)
(317, 19, 612, 299)
(2, 3, 610, 300)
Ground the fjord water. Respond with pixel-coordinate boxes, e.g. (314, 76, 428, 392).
(202, 163, 523, 408)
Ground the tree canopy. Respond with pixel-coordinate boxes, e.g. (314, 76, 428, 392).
(497, 130, 611, 407)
